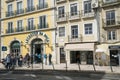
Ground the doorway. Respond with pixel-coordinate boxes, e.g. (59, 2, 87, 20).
(110, 50, 119, 66)
(31, 38, 43, 63)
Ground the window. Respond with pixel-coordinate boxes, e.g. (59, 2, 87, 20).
(8, 4, 12, 12)
(71, 25, 78, 38)
(84, 1, 91, 13)
(70, 3, 77, 16)
(27, 0, 33, 11)
(38, 0, 46, 9)
(27, 0, 33, 7)
(106, 10, 115, 25)
(58, 6, 65, 18)
(39, 16, 47, 29)
(17, 20, 23, 31)
(8, 22, 13, 33)
(17, 1, 23, 14)
(60, 48, 65, 63)
(28, 18, 34, 30)
(59, 27, 65, 37)
(84, 23, 93, 34)
(107, 30, 116, 40)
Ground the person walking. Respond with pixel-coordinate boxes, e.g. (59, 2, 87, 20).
(18, 55, 23, 67)
(5, 54, 11, 70)
(10, 53, 16, 70)
(49, 54, 52, 65)
(25, 53, 30, 68)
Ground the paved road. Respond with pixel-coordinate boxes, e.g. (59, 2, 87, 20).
(0, 70, 120, 80)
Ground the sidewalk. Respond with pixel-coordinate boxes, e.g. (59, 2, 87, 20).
(0, 63, 120, 74)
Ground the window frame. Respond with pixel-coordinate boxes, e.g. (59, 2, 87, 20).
(59, 27, 65, 37)
(84, 23, 93, 35)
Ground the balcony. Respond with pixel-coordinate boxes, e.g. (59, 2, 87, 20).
(25, 6, 35, 12)
(6, 0, 15, 3)
(26, 25, 36, 31)
(68, 11, 80, 20)
(102, 0, 120, 7)
(68, 34, 82, 43)
(57, 14, 67, 22)
(103, 17, 120, 28)
(56, 0, 66, 4)
(15, 27, 24, 32)
(6, 11, 14, 17)
(37, 23, 48, 29)
(15, 9, 24, 15)
(6, 29, 14, 33)
(37, 3, 48, 10)
(81, 10, 95, 18)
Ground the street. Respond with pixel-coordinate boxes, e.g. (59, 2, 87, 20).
(0, 70, 120, 80)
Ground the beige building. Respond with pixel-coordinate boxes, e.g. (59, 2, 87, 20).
(97, 0, 120, 66)
(56, 0, 100, 64)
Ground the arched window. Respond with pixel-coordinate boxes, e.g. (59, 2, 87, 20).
(10, 41, 20, 56)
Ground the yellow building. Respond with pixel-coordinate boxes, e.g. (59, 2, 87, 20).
(1, 0, 56, 64)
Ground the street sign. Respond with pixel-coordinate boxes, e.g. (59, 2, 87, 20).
(2, 46, 7, 51)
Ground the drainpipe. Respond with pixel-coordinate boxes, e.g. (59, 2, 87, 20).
(54, 0, 58, 64)
(92, 0, 101, 67)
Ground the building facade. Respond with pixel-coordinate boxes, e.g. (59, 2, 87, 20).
(1, 0, 56, 64)
(0, 0, 120, 66)
(97, 0, 120, 66)
(56, 0, 100, 64)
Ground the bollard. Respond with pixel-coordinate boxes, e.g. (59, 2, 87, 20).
(110, 64, 113, 72)
(52, 62, 55, 71)
(93, 64, 96, 72)
(65, 60, 68, 72)
(42, 60, 44, 71)
(77, 62, 81, 71)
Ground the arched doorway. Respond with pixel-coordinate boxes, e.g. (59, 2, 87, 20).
(31, 38, 43, 63)
(10, 40, 20, 57)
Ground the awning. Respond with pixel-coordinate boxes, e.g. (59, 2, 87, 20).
(65, 43, 94, 51)
(95, 48, 105, 53)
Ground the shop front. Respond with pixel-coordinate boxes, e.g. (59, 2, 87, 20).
(65, 43, 94, 64)
(109, 45, 120, 66)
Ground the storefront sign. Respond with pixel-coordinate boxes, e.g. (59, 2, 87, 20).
(109, 45, 120, 49)
(26, 31, 49, 44)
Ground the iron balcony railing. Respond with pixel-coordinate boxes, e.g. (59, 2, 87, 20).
(15, 27, 24, 32)
(103, 17, 120, 27)
(68, 11, 80, 20)
(102, 0, 119, 4)
(81, 10, 95, 18)
(37, 3, 48, 10)
(26, 25, 36, 31)
(15, 9, 24, 15)
(6, 29, 14, 33)
(37, 23, 48, 29)
(56, 0, 66, 3)
(6, 11, 14, 17)
(68, 34, 82, 42)
(25, 6, 35, 12)
(57, 13, 67, 22)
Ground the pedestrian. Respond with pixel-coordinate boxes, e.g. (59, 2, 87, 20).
(10, 53, 16, 70)
(18, 55, 23, 67)
(5, 54, 11, 70)
(25, 53, 30, 68)
(43, 54, 47, 65)
(49, 54, 52, 65)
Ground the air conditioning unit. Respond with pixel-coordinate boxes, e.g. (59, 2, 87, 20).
(92, 0, 98, 8)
